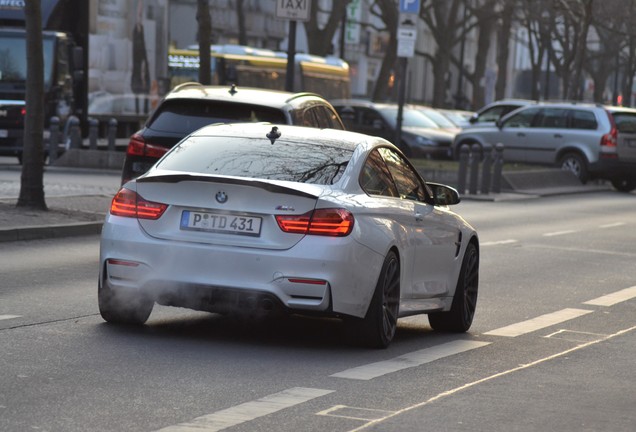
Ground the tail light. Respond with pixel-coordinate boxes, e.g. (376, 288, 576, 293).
(600, 111, 618, 159)
(276, 208, 354, 237)
(110, 188, 167, 220)
(126, 133, 169, 159)
(21, 108, 26, 116)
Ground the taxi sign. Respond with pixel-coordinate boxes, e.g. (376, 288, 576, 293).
(276, 0, 312, 22)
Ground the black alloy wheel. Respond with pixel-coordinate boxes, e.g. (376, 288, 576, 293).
(98, 270, 154, 325)
(428, 242, 479, 332)
(354, 251, 400, 349)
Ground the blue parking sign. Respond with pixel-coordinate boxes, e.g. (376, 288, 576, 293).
(400, 0, 420, 14)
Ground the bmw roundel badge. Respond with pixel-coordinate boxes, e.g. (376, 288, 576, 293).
(215, 191, 228, 204)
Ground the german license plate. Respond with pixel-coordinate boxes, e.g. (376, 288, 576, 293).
(0, 130, 7, 138)
(180, 210, 262, 236)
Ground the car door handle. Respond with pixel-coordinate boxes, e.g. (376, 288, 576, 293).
(554, 134, 563, 138)
(415, 212, 424, 221)
(517, 132, 525, 137)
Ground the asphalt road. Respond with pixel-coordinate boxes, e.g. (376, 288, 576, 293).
(1, 189, 635, 432)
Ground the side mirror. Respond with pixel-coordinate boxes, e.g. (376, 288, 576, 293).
(496, 118, 503, 129)
(469, 114, 478, 124)
(428, 182, 460, 206)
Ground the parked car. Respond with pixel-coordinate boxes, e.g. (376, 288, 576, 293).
(120, 83, 345, 184)
(453, 102, 636, 191)
(100, 123, 480, 348)
(437, 109, 475, 128)
(466, 99, 536, 128)
(332, 100, 455, 159)
(414, 105, 462, 133)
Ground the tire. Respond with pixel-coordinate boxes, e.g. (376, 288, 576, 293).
(559, 152, 589, 184)
(98, 274, 153, 325)
(428, 242, 479, 332)
(611, 178, 636, 193)
(352, 251, 400, 349)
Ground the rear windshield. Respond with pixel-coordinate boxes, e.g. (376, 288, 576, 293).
(611, 111, 636, 133)
(148, 100, 287, 135)
(156, 135, 353, 185)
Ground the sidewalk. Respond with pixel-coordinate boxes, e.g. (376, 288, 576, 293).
(0, 162, 119, 242)
(0, 195, 112, 242)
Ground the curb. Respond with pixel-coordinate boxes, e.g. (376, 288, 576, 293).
(0, 222, 103, 243)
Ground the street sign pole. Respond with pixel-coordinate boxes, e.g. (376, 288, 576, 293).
(276, 0, 311, 93)
(395, 57, 408, 150)
(395, 0, 419, 153)
(285, 20, 297, 92)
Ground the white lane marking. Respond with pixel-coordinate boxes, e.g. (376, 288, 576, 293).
(0, 315, 21, 321)
(584, 286, 636, 306)
(542, 230, 577, 237)
(481, 239, 518, 246)
(347, 324, 636, 432)
(484, 308, 593, 337)
(330, 340, 490, 381)
(599, 222, 625, 229)
(317, 405, 395, 421)
(155, 387, 333, 432)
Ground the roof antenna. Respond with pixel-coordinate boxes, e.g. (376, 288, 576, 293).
(266, 126, 281, 144)
(229, 84, 238, 95)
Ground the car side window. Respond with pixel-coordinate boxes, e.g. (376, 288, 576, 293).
(569, 110, 598, 130)
(300, 107, 321, 127)
(337, 106, 358, 129)
(314, 105, 345, 130)
(361, 108, 385, 130)
(359, 149, 399, 197)
(536, 108, 568, 128)
(503, 107, 539, 128)
(378, 147, 428, 201)
(477, 106, 507, 123)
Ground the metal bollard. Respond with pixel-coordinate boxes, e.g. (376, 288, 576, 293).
(89, 117, 98, 150)
(68, 116, 81, 149)
(491, 143, 504, 193)
(468, 144, 481, 195)
(481, 146, 493, 195)
(108, 118, 118, 151)
(457, 144, 470, 194)
(49, 116, 59, 165)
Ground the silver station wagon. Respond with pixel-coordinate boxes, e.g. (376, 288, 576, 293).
(453, 102, 636, 192)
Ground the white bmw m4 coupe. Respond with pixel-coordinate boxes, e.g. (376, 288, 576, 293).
(99, 123, 479, 348)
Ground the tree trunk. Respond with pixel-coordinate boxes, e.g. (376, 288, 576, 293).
(568, 0, 593, 100)
(197, 0, 212, 85)
(304, 0, 351, 56)
(18, 0, 46, 210)
(372, 0, 398, 101)
(495, 1, 514, 100)
(469, 1, 498, 110)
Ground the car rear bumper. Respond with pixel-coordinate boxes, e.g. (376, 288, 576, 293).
(0, 132, 23, 156)
(99, 216, 384, 319)
(590, 157, 636, 180)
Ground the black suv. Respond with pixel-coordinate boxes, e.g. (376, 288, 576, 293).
(121, 83, 345, 183)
